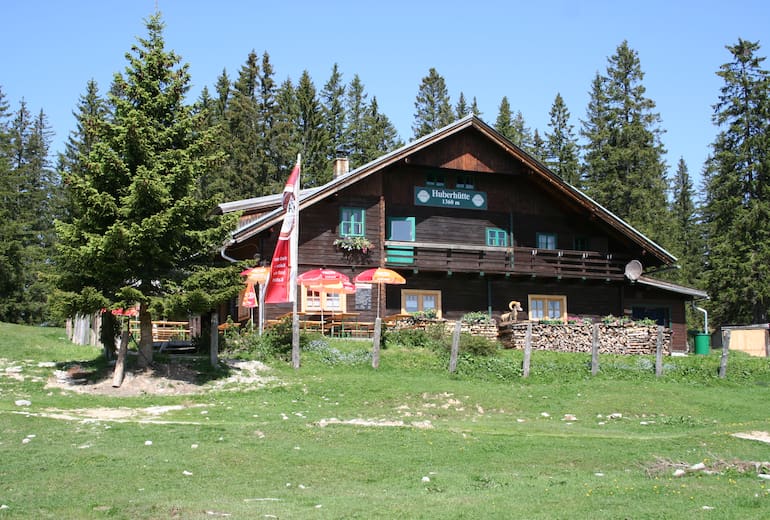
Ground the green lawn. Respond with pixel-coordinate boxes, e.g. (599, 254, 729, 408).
(1, 321, 770, 519)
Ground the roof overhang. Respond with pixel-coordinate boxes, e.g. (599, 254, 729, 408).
(635, 275, 709, 299)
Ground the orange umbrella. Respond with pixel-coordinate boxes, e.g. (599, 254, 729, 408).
(354, 268, 406, 318)
(240, 266, 270, 332)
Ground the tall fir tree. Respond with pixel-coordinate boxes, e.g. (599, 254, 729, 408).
(580, 41, 669, 244)
(530, 129, 545, 161)
(343, 74, 369, 168)
(703, 39, 770, 325)
(470, 97, 481, 117)
(257, 52, 280, 192)
(544, 92, 580, 186)
(668, 157, 702, 288)
(455, 91, 469, 119)
(273, 77, 301, 180)
(296, 70, 331, 186)
(0, 96, 57, 324)
(361, 96, 402, 163)
(54, 13, 236, 365)
(495, 96, 514, 140)
(511, 110, 533, 150)
(412, 68, 453, 138)
(321, 63, 346, 157)
(225, 50, 262, 199)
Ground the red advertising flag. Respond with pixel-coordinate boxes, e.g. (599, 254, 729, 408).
(241, 283, 257, 308)
(264, 161, 301, 303)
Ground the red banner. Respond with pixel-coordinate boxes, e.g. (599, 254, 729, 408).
(265, 162, 300, 303)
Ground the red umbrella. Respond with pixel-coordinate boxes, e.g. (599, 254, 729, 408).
(298, 269, 350, 331)
(297, 268, 350, 285)
(354, 268, 406, 318)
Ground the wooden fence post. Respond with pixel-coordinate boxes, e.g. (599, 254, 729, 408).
(371, 317, 382, 369)
(591, 323, 600, 376)
(719, 329, 730, 379)
(655, 326, 664, 377)
(522, 322, 532, 378)
(210, 313, 219, 367)
(449, 320, 461, 373)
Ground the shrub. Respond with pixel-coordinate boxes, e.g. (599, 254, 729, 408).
(461, 311, 492, 324)
(458, 333, 499, 356)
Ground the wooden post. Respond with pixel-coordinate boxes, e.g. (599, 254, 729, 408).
(522, 322, 532, 378)
(655, 325, 664, 377)
(591, 323, 600, 376)
(449, 320, 461, 373)
(210, 313, 219, 367)
(112, 327, 129, 388)
(719, 329, 730, 379)
(371, 317, 382, 369)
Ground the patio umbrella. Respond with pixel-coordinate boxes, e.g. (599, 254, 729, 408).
(354, 268, 406, 318)
(240, 266, 270, 332)
(297, 269, 350, 330)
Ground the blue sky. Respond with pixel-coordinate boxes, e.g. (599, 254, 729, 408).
(2, 1, 768, 188)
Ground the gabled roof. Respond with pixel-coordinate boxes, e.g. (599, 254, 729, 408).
(636, 276, 709, 299)
(220, 114, 676, 265)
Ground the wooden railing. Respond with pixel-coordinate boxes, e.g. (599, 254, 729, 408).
(384, 240, 627, 279)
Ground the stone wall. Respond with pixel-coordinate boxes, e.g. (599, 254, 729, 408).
(498, 322, 671, 355)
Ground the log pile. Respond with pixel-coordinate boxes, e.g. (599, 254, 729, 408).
(498, 322, 671, 355)
(390, 318, 499, 341)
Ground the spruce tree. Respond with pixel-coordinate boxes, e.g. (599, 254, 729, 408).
(257, 52, 280, 192)
(470, 97, 481, 117)
(225, 50, 262, 199)
(455, 92, 469, 119)
(412, 68, 453, 138)
(495, 96, 514, 141)
(343, 74, 369, 168)
(54, 13, 235, 365)
(273, 78, 301, 180)
(580, 41, 669, 244)
(545, 93, 580, 185)
(0, 87, 23, 322)
(668, 157, 702, 287)
(530, 129, 545, 161)
(703, 39, 770, 324)
(511, 110, 533, 150)
(361, 96, 402, 163)
(296, 70, 331, 186)
(321, 63, 346, 157)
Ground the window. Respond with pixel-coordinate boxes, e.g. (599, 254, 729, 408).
(486, 227, 508, 247)
(386, 216, 415, 264)
(426, 172, 445, 187)
(302, 288, 346, 312)
(528, 295, 567, 321)
(536, 232, 557, 250)
(456, 174, 474, 190)
(340, 207, 365, 237)
(631, 306, 669, 327)
(574, 236, 589, 251)
(401, 289, 442, 318)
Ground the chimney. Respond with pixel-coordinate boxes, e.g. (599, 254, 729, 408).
(333, 150, 349, 178)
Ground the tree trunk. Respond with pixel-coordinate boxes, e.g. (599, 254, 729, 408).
(137, 302, 154, 368)
(112, 328, 129, 387)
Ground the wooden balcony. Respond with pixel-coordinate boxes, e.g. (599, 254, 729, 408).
(384, 240, 627, 280)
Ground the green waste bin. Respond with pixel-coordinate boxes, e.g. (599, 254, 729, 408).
(694, 333, 710, 355)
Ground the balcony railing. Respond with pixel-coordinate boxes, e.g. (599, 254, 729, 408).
(384, 240, 627, 280)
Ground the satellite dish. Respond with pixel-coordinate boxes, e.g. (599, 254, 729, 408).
(624, 259, 643, 281)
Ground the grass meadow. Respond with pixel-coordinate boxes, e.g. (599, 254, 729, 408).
(2, 321, 770, 519)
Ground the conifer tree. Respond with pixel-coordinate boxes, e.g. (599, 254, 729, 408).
(296, 70, 331, 186)
(343, 74, 369, 168)
(580, 41, 669, 244)
(545, 93, 580, 185)
(511, 110, 533, 150)
(54, 13, 235, 365)
(703, 39, 770, 324)
(530, 129, 545, 161)
(322, 63, 346, 157)
(470, 97, 481, 117)
(273, 77, 301, 179)
(0, 96, 57, 324)
(668, 157, 702, 287)
(412, 68, 453, 138)
(361, 96, 402, 163)
(225, 50, 262, 199)
(455, 92, 469, 119)
(257, 52, 280, 192)
(495, 96, 514, 141)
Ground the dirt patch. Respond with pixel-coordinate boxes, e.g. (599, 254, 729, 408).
(15, 403, 209, 424)
(733, 431, 770, 443)
(46, 358, 277, 397)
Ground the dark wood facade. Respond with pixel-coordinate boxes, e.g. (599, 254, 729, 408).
(220, 116, 706, 352)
